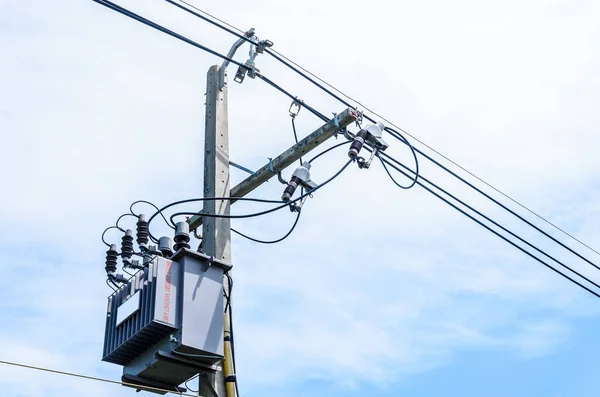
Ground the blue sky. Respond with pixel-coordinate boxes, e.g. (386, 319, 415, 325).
(1, 0, 600, 396)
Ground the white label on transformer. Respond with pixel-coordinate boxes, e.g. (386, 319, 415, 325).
(116, 290, 141, 326)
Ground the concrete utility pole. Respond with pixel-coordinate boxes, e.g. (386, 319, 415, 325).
(196, 64, 358, 397)
(200, 64, 231, 397)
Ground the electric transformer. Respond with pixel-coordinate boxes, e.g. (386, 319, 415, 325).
(102, 248, 231, 394)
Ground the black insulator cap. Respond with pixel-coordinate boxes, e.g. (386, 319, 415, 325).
(105, 244, 118, 275)
(348, 129, 368, 159)
(136, 214, 149, 248)
(282, 176, 300, 202)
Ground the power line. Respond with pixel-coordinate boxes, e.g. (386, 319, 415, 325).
(92, 0, 249, 70)
(159, 0, 600, 259)
(94, 0, 600, 291)
(374, 150, 600, 292)
(0, 359, 199, 397)
(374, 152, 600, 299)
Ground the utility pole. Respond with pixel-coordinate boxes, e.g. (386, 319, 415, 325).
(195, 39, 358, 397)
(200, 64, 231, 397)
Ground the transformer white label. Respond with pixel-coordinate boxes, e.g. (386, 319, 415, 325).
(116, 290, 141, 326)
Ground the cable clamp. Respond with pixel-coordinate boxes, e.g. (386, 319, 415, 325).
(256, 39, 274, 53)
(289, 97, 302, 118)
(224, 375, 237, 383)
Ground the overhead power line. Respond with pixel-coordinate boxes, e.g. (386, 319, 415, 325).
(0, 359, 199, 397)
(374, 153, 600, 299)
(92, 0, 600, 297)
(161, 0, 600, 259)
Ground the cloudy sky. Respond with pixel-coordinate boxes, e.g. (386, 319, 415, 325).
(2, 0, 600, 396)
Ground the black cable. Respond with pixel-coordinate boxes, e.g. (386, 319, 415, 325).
(146, 196, 288, 243)
(165, 159, 352, 225)
(130, 200, 174, 231)
(383, 128, 419, 189)
(115, 213, 137, 230)
(165, 0, 248, 40)
(184, 375, 199, 393)
(102, 0, 600, 294)
(383, 127, 600, 271)
(92, 0, 250, 71)
(375, 150, 600, 296)
(309, 140, 351, 164)
(161, 0, 600, 258)
(106, 278, 117, 292)
(232, 209, 302, 244)
(291, 116, 302, 165)
(101, 225, 125, 247)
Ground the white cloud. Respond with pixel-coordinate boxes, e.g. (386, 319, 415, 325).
(1, 0, 600, 396)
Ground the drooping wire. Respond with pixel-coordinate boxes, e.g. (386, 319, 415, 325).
(130, 200, 175, 231)
(383, 127, 419, 189)
(115, 213, 137, 230)
(232, 209, 302, 244)
(101, 225, 125, 247)
(164, 160, 352, 225)
(309, 140, 351, 164)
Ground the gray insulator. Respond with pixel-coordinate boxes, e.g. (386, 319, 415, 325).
(136, 214, 149, 249)
(105, 244, 118, 276)
(121, 229, 134, 263)
(159, 236, 174, 258)
(174, 222, 191, 251)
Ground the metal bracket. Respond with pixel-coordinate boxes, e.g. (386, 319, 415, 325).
(229, 160, 255, 175)
(289, 98, 302, 117)
(220, 28, 256, 89)
(255, 39, 274, 54)
(268, 157, 274, 173)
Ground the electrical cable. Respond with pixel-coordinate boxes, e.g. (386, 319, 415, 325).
(164, 159, 352, 225)
(309, 140, 351, 164)
(106, 278, 117, 292)
(92, 0, 250, 71)
(101, 225, 125, 247)
(383, 127, 419, 189)
(232, 209, 302, 244)
(291, 116, 302, 165)
(184, 375, 199, 393)
(130, 200, 174, 231)
(377, 149, 600, 289)
(101, 0, 600, 290)
(161, 0, 600, 258)
(0, 359, 199, 396)
(115, 213, 137, 230)
(374, 150, 600, 298)
(384, 126, 600, 270)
